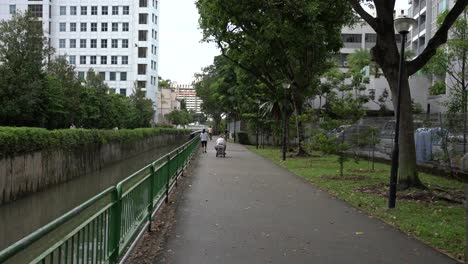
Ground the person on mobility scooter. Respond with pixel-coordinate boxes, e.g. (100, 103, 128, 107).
(215, 135, 227, 157)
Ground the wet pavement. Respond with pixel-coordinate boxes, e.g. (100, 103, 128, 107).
(156, 140, 456, 264)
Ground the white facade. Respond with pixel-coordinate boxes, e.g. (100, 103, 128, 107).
(173, 84, 201, 113)
(0, 0, 160, 116)
(408, 0, 454, 113)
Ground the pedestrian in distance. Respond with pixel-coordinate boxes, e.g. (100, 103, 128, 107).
(208, 126, 213, 140)
(200, 129, 209, 153)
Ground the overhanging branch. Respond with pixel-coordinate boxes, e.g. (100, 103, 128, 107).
(348, 0, 378, 32)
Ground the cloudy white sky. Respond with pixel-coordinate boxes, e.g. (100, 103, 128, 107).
(158, 0, 410, 85)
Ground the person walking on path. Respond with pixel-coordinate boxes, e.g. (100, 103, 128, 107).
(200, 129, 209, 153)
(208, 126, 213, 140)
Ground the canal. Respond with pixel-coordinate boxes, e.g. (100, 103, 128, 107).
(0, 142, 183, 251)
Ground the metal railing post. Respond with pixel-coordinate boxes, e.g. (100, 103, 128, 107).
(108, 186, 122, 264)
(148, 165, 155, 232)
(165, 156, 170, 203)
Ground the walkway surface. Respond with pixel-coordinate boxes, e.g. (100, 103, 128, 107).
(156, 140, 456, 264)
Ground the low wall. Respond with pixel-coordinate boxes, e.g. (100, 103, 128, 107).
(0, 133, 188, 205)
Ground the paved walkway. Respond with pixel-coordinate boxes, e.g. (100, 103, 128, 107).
(157, 141, 456, 264)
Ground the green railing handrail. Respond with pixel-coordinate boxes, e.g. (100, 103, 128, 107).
(0, 136, 200, 264)
(0, 187, 116, 263)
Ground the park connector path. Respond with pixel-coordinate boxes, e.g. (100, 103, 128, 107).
(156, 140, 456, 264)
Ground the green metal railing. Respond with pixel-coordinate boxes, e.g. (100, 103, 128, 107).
(0, 136, 200, 264)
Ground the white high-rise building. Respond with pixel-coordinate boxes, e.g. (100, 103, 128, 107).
(0, 0, 160, 117)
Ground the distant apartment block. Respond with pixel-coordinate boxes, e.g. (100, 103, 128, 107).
(0, 0, 160, 117)
(172, 84, 201, 113)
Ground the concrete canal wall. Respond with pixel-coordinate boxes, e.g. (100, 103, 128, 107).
(0, 133, 189, 205)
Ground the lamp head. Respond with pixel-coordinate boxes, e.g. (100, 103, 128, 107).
(394, 15, 416, 34)
(282, 83, 291, 90)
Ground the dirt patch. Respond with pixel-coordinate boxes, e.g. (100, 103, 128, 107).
(319, 174, 370, 181)
(125, 154, 199, 264)
(355, 183, 465, 204)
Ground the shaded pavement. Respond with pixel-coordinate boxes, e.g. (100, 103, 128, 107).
(156, 140, 456, 264)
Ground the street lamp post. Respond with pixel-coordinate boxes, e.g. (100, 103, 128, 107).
(282, 83, 291, 161)
(256, 100, 260, 149)
(389, 16, 416, 209)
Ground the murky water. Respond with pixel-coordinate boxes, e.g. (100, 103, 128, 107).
(0, 142, 182, 251)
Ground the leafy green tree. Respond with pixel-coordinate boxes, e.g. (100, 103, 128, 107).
(129, 85, 155, 128)
(351, 0, 468, 188)
(0, 12, 51, 127)
(165, 109, 192, 127)
(314, 95, 365, 177)
(197, 0, 355, 155)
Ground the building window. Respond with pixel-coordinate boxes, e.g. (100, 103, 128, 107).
(112, 6, 119, 15)
(99, 72, 106, 80)
(365, 33, 377, 43)
(138, 30, 148, 41)
(59, 39, 66, 48)
(69, 55, 76, 65)
(122, 39, 129, 48)
(70, 39, 76, 48)
(122, 56, 128, 64)
(80, 39, 86, 48)
(110, 72, 116, 81)
(341, 34, 362, 43)
(140, 0, 148, 7)
(122, 23, 129, 32)
(78, 72, 85, 80)
(139, 14, 148, 24)
(9, 5, 16, 15)
(101, 56, 107, 64)
(70, 22, 76, 32)
(138, 47, 147, 58)
(101, 39, 107, 48)
(28, 5, 43, 18)
(80, 6, 87, 15)
(120, 89, 126, 95)
(112, 23, 118, 32)
(123, 6, 130, 15)
(138, 64, 147, 75)
(70, 6, 77, 15)
(91, 39, 97, 48)
(137, 81, 146, 88)
(80, 22, 87, 32)
(101, 23, 108, 32)
(111, 39, 118, 48)
(120, 72, 127, 81)
(90, 56, 97, 65)
(91, 23, 97, 32)
(111, 56, 118, 64)
(102, 6, 108, 15)
(91, 6, 97, 15)
(80, 56, 86, 64)
(60, 6, 66, 15)
(59, 22, 66, 32)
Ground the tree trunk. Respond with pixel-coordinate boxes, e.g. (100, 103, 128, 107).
(292, 95, 308, 156)
(386, 71, 424, 189)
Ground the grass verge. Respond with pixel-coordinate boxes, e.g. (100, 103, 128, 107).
(247, 146, 466, 261)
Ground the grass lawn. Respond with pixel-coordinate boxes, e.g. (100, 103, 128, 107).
(247, 146, 466, 261)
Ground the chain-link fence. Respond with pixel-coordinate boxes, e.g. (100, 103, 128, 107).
(308, 114, 468, 178)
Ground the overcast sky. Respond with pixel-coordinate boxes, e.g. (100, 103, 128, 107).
(158, 0, 410, 85)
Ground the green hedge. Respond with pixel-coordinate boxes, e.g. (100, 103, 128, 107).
(236, 131, 251, 145)
(0, 127, 190, 158)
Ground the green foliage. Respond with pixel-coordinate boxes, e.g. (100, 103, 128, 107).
(429, 81, 447, 96)
(165, 109, 192, 127)
(235, 131, 251, 145)
(0, 12, 50, 127)
(0, 13, 155, 129)
(0, 126, 189, 158)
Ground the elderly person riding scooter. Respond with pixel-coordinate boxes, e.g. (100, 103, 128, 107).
(215, 134, 227, 157)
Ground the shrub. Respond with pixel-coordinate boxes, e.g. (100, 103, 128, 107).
(236, 131, 251, 145)
(0, 127, 190, 158)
